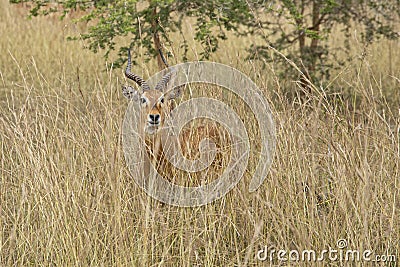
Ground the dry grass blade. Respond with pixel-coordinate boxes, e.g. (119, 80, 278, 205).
(0, 0, 399, 266)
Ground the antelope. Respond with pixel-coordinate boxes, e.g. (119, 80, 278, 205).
(122, 50, 229, 185)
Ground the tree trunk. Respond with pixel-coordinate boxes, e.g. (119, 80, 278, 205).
(151, 7, 165, 71)
(296, 8, 311, 90)
(309, 0, 321, 74)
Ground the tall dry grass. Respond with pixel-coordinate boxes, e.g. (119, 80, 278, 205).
(1, 0, 399, 266)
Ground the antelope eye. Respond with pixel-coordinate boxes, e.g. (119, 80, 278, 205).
(140, 98, 146, 104)
(160, 98, 164, 104)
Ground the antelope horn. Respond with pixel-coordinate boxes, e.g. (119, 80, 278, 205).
(125, 49, 151, 91)
(154, 68, 176, 91)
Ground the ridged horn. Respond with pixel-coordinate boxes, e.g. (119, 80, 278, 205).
(125, 49, 151, 91)
(154, 68, 176, 91)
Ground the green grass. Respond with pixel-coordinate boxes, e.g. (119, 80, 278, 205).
(1, 1, 399, 266)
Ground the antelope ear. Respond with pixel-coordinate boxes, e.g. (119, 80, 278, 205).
(165, 85, 183, 100)
(122, 85, 140, 101)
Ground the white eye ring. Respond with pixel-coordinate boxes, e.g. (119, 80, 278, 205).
(140, 97, 149, 106)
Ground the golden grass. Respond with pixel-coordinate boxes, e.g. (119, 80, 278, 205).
(1, 1, 399, 266)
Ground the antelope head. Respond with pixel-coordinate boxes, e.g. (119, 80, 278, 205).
(122, 50, 182, 135)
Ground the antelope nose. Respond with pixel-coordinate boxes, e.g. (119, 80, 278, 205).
(149, 114, 160, 123)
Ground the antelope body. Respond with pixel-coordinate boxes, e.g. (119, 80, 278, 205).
(122, 50, 228, 185)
